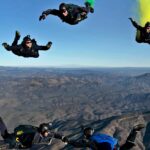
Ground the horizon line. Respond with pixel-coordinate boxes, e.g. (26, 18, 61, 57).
(1, 66, 150, 69)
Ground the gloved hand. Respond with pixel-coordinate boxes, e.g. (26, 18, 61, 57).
(39, 14, 47, 21)
(46, 41, 52, 49)
(62, 136, 69, 143)
(129, 17, 133, 22)
(2, 43, 9, 49)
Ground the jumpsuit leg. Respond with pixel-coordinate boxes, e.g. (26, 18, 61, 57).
(120, 130, 137, 150)
(12, 31, 20, 46)
(0, 117, 9, 139)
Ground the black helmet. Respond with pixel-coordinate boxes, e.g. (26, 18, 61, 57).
(83, 127, 94, 138)
(23, 35, 31, 42)
(145, 22, 150, 28)
(59, 3, 67, 11)
(21, 35, 32, 47)
(38, 123, 52, 134)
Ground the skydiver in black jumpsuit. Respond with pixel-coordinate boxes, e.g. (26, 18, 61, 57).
(39, 2, 94, 25)
(0, 117, 65, 149)
(2, 31, 52, 58)
(129, 18, 150, 44)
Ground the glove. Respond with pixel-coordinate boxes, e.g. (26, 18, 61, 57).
(62, 136, 69, 143)
(129, 17, 133, 22)
(2, 43, 9, 49)
(39, 14, 47, 21)
(46, 41, 52, 49)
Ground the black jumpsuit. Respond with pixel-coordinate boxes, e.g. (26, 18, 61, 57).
(40, 3, 91, 25)
(0, 117, 63, 149)
(4, 34, 51, 58)
(130, 20, 150, 44)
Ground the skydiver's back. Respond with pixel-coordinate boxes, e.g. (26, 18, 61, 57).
(89, 134, 118, 150)
(14, 125, 38, 148)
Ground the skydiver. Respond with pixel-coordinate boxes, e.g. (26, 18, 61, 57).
(63, 124, 145, 150)
(0, 117, 66, 149)
(129, 18, 150, 44)
(39, 2, 94, 25)
(2, 31, 52, 58)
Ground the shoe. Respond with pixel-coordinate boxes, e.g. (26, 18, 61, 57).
(90, 7, 94, 13)
(127, 140, 136, 146)
(133, 124, 145, 131)
(85, 2, 94, 13)
(15, 31, 21, 39)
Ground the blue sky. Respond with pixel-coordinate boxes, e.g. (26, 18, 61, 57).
(0, 0, 150, 67)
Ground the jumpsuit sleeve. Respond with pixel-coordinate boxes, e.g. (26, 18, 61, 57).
(6, 45, 21, 51)
(34, 45, 50, 51)
(49, 132, 64, 140)
(42, 9, 61, 17)
(78, 6, 89, 13)
(130, 20, 143, 31)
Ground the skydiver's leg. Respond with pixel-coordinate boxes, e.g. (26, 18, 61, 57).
(84, 2, 94, 13)
(12, 31, 20, 46)
(75, 2, 94, 22)
(120, 124, 145, 150)
(83, 5, 90, 13)
(74, 7, 88, 22)
(0, 117, 9, 139)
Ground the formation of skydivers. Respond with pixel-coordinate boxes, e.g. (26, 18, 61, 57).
(0, 117, 146, 150)
(2, 1, 94, 58)
(0, 1, 149, 150)
(2, 1, 150, 58)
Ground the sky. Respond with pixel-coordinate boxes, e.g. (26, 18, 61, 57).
(0, 0, 150, 67)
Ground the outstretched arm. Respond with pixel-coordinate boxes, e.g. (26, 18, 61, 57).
(39, 9, 60, 21)
(129, 18, 143, 31)
(51, 132, 64, 139)
(2, 43, 21, 52)
(35, 42, 52, 51)
(66, 139, 91, 148)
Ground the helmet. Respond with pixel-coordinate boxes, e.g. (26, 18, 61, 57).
(145, 22, 150, 28)
(23, 35, 31, 42)
(22, 35, 32, 47)
(38, 123, 52, 134)
(83, 127, 94, 138)
(59, 3, 67, 12)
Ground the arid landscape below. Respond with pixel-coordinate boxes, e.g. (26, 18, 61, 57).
(0, 67, 150, 150)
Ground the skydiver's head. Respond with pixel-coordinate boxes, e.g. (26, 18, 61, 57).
(23, 35, 32, 48)
(38, 123, 52, 137)
(83, 127, 94, 139)
(59, 3, 68, 16)
(145, 22, 150, 33)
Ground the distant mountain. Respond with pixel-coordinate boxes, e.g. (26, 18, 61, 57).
(0, 67, 150, 149)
